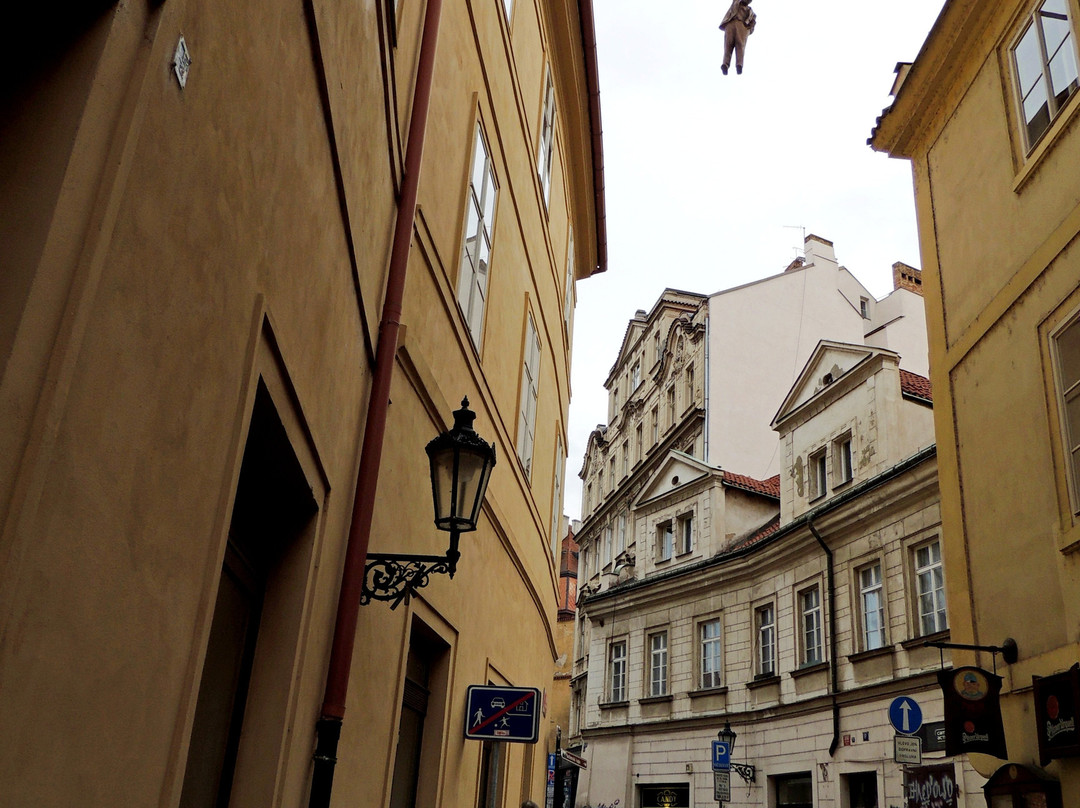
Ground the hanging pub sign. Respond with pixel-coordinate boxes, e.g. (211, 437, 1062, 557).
(1033, 663, 1080, 765)
(938, 666, 1007, 759)
(905, 763, 957, 808)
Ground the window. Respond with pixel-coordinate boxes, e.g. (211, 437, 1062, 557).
(608, 641, 627, 702)
(635, 424, 643, 462)
(564, 230, 575, 334)
(549, 436, 565, 560)
(616, 513, 627, 557)
(648, 632, 669, 697)
(457, 126, 497, 348)
(799, 586, 823, 666)
(609, 457, 615, 491)
(632, 361, 641, 390)
(622, 441, 629, 477)
(809, 448, 827, 500)
(585, 483, 592, 515)
(654, 331, 661, 364)
(1011, 0, 1079, 150)
(651, 407, 659, 444)
(516, 314, 541, 476)
(602, 524, 613, 568)
(685, 364, 694, 406)
(756, 604, 776, 676)
(859, 562, 886, 651)
(775, 774, 813, 808)
(845, 772, 878, 808)
(860, 297, 870, 318)
(570, 684, 583, 735)
(666, 386, 676, 427)
(915, 540, 947, 635)
(834, 435, 853, 485)
(677, 513, 693, 555)
(477, 741, 505, 808)
(657, 521, 673, 561)
(1053, 313, 1080, 513)
(700, 618, 723, 689)
(580, 547, 589, 580)
(537, 71, 556, 205)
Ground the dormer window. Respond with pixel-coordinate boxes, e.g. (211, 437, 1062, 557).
(809, 448, 827, 500)
(834, 434, 853, 486)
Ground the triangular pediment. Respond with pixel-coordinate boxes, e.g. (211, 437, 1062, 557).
(771, 341, 900, 428)
(633, 450, 718, 507)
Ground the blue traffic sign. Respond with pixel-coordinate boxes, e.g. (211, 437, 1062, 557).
(465, 685, 542, 743)
(711, 740, 731, 771)
(889, 696, 923, 735)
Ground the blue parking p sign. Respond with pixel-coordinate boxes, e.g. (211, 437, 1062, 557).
(711, 740, 731, 771)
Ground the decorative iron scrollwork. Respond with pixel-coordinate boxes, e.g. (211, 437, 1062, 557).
(361, 553, 456, 609)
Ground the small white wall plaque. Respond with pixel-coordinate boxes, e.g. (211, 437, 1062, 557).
(173, 35, 191, 89)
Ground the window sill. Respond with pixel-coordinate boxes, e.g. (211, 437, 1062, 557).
(808, 493, 826, 504)
(639, 694, 672, 705)
(746, 674, 780, 690)
(901, 629, 950, 651)
(688, 686, 728, 699)
(598, 700, 629, 711)
(790, 661, 829, 679)
(847, 645, 894, 663)
(832, 478, 853, 492)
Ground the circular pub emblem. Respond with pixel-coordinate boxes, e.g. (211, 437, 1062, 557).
(1048, 694, 1061, 720)
(954, 669, 988, 701)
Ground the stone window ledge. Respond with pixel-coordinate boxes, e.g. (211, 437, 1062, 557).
(638, 694, 673, 705)
(598, 700, 629, 711)
(746, 674, 781, 690)
(847, 645, 895, 664)
(901, 630, 950, 651)
(688, 686, 728, 699)
(790, 661, 829, 679)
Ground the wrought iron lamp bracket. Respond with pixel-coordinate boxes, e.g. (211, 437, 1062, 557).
(360, 539, 460, 609)
(729, 762, 756, 784)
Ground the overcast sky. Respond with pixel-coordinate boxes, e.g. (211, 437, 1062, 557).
(563, 0, 946, 522)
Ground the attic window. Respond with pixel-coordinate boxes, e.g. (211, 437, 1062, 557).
(671, 475, 680, 485)
(823, 373, 834, 385)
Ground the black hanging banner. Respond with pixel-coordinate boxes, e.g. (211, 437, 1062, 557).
(1033, 663, 1080, 765)
(938, 666, 1007, 759)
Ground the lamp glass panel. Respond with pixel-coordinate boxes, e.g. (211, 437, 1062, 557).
(431, 448, 456, 527)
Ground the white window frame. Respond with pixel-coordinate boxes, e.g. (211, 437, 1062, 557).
(809, 447, 827, 500)
(657, 521, 673, 562)
(666, 386, 676, 428)
(622, 441, 629, 478)
(549, 435, 565, 560)
(677, 512, 693, 555)
(799, 585, 823, 666)
(516, 313, 541, 477)
(834, 434, 853, 486)
(563, 229, 575, 333)
(602, 524, 613, 568)
(608, 640, 627, 702)
(858, 562, 887, 651)
(648, 631, 668, 697)
(537, 70, 556, 206)
(699, 618, 723, 690)
(457, 125, 497, 349)
(1010, 0, 1080, 152)
(756, 603, 776, 677)
(632, 360, 641, 391)
(1052, 312, 1080, 514)
(616, 513, 627, 557)
(914, 539, 948, 636)
(685, 364, 694, 407)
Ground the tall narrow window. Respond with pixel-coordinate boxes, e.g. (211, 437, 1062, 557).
(756, 604, 776, 677)
(1011, 0, 1079, 150)
(809, 448, 827, 500)
(915, 540, 947, 636)
(657, 521, 673, 561)
(632, 360, 641, 391)
(685, 364, 694, 406)
(654, 332, 661, 364)
(608, 641, 627, 702)
(651, 407, 659, 444)
(648, 632, 669, 697)
(549, 436, 565, 560)
(622, 441, 629, 477)
(1053, 314, 1080, 513)
(834, 435, 853, 485)
(457, 126, 497, 348)
(516, 314, 541, 477)
(800, 586, 823, 666)
(537, 72, 556, 205)
(616, 513, 627, 557)
(609, 457, 615, 491)
(677, 513, 693, 554)
(859, 563, 886, 651)
(602, 524, 613, 568)
(700, 618, 723, 689)
(635, 424, 643, 462)
(666, 386, 676, 427)
(477, 741, 505, 808)
(564, 229, 575, 331)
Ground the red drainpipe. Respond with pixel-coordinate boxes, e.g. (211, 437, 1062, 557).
(308, 0, 444, 804)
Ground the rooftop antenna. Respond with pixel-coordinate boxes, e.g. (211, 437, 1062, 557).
(783, 224, 807, 259)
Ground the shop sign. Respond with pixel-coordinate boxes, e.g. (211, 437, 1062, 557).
(639, 783, 690, 808)
(1033, 663, 1080, 765)
(905, 764, 957, 808)
(938, 666, 1007, 759)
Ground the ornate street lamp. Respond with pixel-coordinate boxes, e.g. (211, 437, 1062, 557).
(717, 722, 756, 784)
(361, 398, 496, 608)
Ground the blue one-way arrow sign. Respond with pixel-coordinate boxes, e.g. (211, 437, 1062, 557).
(888, 696, 923, 735)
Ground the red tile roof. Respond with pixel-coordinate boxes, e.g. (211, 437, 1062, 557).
(900, 369, 933, 402)
(721, 472, 781, 499)
(731, 515, 781, 551)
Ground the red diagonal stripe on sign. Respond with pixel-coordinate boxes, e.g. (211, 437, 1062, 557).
(468, 692, 534, 735)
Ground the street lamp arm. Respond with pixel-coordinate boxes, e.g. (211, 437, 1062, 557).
(730, 762, 756, 784)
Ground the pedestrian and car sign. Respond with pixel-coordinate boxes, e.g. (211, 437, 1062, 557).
(889, 696, 923, 735)
(465, 685, 541, 743)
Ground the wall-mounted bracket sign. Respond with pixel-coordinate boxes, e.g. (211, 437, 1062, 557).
(464, 685, 541, 743)
(1033, 663, 1080, 765)
(938, 666, 1007, 759)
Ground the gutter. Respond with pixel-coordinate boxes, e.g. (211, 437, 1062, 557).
(308, 0, 444, 804)
(808, 519, 840, 756)
(577, 0, 607, 275)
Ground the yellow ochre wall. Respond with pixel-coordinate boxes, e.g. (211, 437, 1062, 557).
(0, 0, 601, 805)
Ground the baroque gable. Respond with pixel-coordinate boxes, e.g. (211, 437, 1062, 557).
(633, 450, 716, 508)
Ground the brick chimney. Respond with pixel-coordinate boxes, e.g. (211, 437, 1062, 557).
(893, 262, 923, 295)
(803, 234, 837, 268)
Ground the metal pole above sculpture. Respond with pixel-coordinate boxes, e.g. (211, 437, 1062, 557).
(719, 0, 757, 75)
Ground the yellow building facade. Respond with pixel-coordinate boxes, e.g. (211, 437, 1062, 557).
(0, 0, 604, 806)
(872, 0, 1080, 801)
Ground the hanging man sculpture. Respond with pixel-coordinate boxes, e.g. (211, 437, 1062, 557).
(719, 0, 756, 75)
